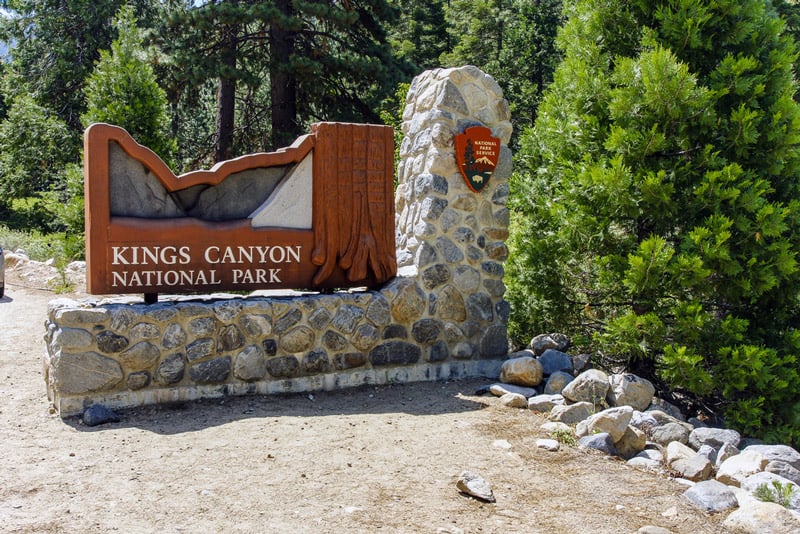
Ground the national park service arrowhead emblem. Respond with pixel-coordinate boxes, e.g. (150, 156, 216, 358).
(455, 126, 500, 193)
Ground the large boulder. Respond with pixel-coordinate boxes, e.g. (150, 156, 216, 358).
(717, 450, 769, 487)
(528, 394, 564, 412)
(578, 406, 634, 442)
(741, 472, 800, 511)
(543, 371, 573, 395)
(499, 355, 544, 387)
(683, 480, 738, 513)
(538, 349, 574, 375)
(743, 444, 800, 471)
(723, 497, 800, 533)
(689, 427, 741, 451)
(615, 425, 647, 460)
(561, 369, 609, 406)
(549, 402, 594, 424)
(577, 432, 618, 456)
(606, 373, 655, 411)
(488, 383, 538, 398)
(650, 422, 691, 446)
(529, 333, 570, 355)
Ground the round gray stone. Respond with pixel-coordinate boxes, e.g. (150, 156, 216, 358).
(561, 369, 609, 406)
(218, 324, 245, 352)
(54, 351, 123, 394)
(162, 323, 187, 349)
(126, 371, 150, 390)
(412, 318, 442, 344)
(96, 330, 129, 354)
(650, 422, 691, 446)
(544, 371, 573, 395)
(538, 349, 574, 375)
(154, 353, 185, 385)
(186, 338, 215, 362)
(683, 480, 738, 513)
(234, 345, 267, 381)
(119, 341, 161, 371)
(578, 433, 618, 456)
(689, 427, 741, 450)
(266, 355, 300, 378)
(369, 341, 421, 366)
(280, 326, 315, 353)
(301, 349, 331, 374)
(189, 357, 231, 384)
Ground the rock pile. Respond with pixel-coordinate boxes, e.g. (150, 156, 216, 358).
(488, 333, 800, 533)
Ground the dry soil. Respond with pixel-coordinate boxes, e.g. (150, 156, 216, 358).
(0, 267, 729, 533)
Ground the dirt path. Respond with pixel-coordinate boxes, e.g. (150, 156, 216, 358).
(0, 277, 727, 533)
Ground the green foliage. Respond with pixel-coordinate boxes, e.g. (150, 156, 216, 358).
(509, 0, 800, 443)
(41, 163, 85, 249)
(442, 0, 562, 136)
(389, 0, 449, 70)
(754, 479, 796, 508)
(0, 0, 138, 131)
(550, 427, 576, 446)
(0, 224, 74, 263)
(379, 81, 410, 172)
(82, 5, 176, 166)
(0, 95, 78, 204)
(157, 0, 411, 156)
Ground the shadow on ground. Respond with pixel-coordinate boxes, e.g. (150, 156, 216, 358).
(62, 378, 495, 436)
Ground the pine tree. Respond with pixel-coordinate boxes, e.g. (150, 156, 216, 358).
(442, 0, 562, 137)
(0, 0, 152, 131)
(157, 0, 409, 159)
(82, 5, 175, 165)
(389, 0, 449, 70)
(508, 0, 800, 442)
(0, 95, 75, 203)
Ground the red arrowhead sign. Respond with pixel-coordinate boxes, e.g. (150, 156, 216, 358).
(455, 126, 500, 193)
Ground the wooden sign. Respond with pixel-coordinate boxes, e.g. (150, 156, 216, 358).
(84, 122, 396, 296)
(454, 126, 500, 193)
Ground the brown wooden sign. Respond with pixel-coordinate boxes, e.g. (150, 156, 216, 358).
(84, 122, 396, 295)
(454, 126, 500, 193)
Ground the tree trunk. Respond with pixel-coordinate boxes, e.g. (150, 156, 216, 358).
(270, 0, 298, 150)
(214, 21, 238, 162)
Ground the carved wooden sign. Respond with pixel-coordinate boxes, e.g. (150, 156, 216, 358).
(84, 122, 396, 296)
(454, 125, 500, 193)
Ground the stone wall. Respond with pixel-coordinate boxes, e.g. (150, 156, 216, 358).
(43, 66, 513, 416)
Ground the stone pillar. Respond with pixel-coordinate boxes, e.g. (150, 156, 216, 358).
(393, 66, 513, 360)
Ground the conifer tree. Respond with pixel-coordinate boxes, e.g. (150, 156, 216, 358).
(158, 0, 408, 159)
(389, 0, 449, 70)
(82, 5, 175, 165)
(0, 0, 151, 131)
(441, 0, 562, 136)
(508, 0, 800, 442)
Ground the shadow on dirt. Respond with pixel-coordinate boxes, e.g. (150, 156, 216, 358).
(62, 378, 495, 435)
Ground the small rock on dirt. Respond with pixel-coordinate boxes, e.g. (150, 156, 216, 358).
(82, 404, 121, 426)
(456, 470, 496, 503)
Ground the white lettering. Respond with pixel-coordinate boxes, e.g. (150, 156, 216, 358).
(269, 268, 281, 283)
(112, 246, 130, 265)
(205, 246, 220, 263)
(141, 247, 159, 265)
(285, 246, 301, 263)
(112, 271, 126, 286)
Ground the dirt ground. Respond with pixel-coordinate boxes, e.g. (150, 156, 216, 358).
(0, 265, 729, 533)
